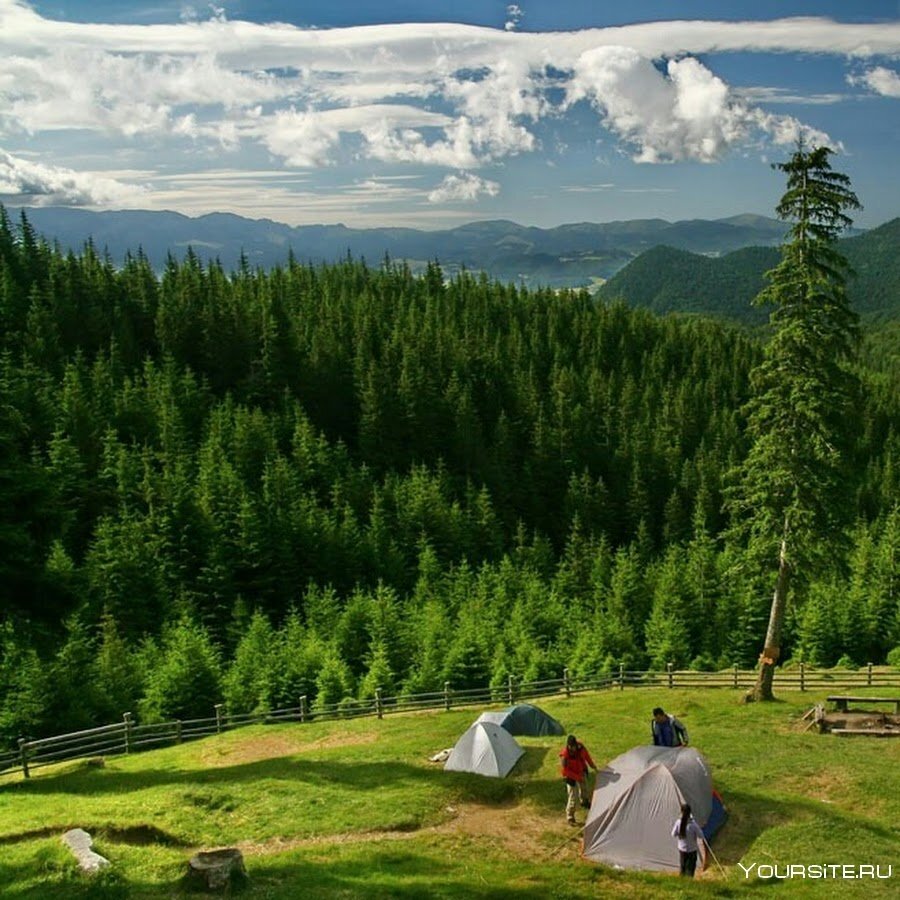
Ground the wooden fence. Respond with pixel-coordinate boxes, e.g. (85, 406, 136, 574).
(2, 663, 898, 781)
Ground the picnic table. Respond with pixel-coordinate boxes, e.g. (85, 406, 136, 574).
(827, 695, 900, 714)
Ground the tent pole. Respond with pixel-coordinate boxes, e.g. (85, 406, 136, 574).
(701, 836, 726, 876)
(549, 826, 584, 857)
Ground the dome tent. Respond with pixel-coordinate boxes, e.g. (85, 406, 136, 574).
(475, 703, 564, 737)
(444, 722, 524, 778)
(583, 746, 726, 872)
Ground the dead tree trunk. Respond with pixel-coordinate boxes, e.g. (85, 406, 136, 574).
(751, 530, 791, 702)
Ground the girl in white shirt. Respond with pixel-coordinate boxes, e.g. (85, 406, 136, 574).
(672, 803, 707, 877)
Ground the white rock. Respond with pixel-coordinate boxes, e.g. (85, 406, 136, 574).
(61, 828, 110, 874)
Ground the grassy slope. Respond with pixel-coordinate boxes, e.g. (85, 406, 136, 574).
(1, 688, 899, 898)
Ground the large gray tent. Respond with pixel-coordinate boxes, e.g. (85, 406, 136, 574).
(582, 746, 715, 872)
(444, 722, 525, 778)
(475, 703, 564, 737)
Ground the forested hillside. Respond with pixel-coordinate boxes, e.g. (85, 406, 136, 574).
(598, 218, 900, 325)
(12, 206, 789, 288)
(1, 208, 898, 744)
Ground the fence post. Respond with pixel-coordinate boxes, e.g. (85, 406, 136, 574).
(800, 661, 805, 692)
(375, 687, 383, 720)
(733, 665, 738, 689)
(18, 738, 29, 779)
(444, 681, 451, 711)
(619, 663, 625, 691)
(563, 667, 571, 698)
(215, 703, 224, 734)
(867, 662, 873, 686)
(299, 695, 308, 723)
(175, 720, 183, 744)
(123, 712, 134, 753)
(667, 662, 674, 689)
(507, 674, 514, 705)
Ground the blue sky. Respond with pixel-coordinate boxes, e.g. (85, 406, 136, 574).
(1, 1, 898, 229)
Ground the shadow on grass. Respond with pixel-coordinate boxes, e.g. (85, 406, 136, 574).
(512, 746, 549, 777)
(703, 788, 900, 865)
(0, 843, 589, 900)
(0, 823, 188, 847)
(0, 845, 130, 900)
(4, 756, 442, 798)
(9, 747, 554, 801)
(233, 848, 583, 899)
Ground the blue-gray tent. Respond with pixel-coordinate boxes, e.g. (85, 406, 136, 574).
(475, 703, 564, 737)
(583, 746, 727, 872)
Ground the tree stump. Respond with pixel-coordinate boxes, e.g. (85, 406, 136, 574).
(187, 848, 247, 891)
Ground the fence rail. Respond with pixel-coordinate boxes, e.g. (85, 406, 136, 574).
(2, 663, 898, 781)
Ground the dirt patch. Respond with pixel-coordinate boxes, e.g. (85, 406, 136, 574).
(0, 826, 66, 845)
(443, 800, 574, 860)
(231, 799, 577, 863)
(200, 730, 379, 767)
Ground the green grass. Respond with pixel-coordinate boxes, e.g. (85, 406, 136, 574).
(1, 688, 899, 897)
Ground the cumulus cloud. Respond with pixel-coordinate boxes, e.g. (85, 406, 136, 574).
(0, 148, 144, 205)
(505, 5, 523, 32)
(428, 172, 500, 203)
(565, 47, 830, 163)
(848, 66, 900, 97)
(1, 0, 897, 177)
(255, 104, 454, 167)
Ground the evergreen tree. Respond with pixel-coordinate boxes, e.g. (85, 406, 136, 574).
(644, 548, 692, 670)
(313, 650, 355, 710)
(727, 145, 861, 700)
(0, 622, 52, 744)
(140, 617, 222, 722)
(223, 609, 275, 714)
(358, 641, 396, 700)
(267, 610, 326, 709)
(92, 612, 143, 721)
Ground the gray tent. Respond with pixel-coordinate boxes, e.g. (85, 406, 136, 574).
(475, 703, 564, 737)
(583, 746, 714, 872)
(444, 722, 525, 778)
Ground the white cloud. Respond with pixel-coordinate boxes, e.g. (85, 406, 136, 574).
(848, 66, 900, 97)
(505, 5, 523, 32)
(255, 104, 454, 167)
(562, 184, 615, 193)
(0, 147, 144, 205)
(567, 47, 835, 163)
(428, 172, 500, 203)
(738, 86, 846, 105)
(1, 1, 897, 179)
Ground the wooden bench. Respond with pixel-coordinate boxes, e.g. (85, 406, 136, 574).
(831, 727, 899, 737)
(827, 696, 900, 714)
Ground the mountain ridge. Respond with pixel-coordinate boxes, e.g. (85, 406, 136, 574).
(7, 204, 797, 286)
(597, 217, 900, 324)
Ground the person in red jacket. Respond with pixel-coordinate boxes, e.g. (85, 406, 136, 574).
(559, 734, 597, 825)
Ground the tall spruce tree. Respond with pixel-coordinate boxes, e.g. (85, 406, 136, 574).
(729, 144, 861, 700)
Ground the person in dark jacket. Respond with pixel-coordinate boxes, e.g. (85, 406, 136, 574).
(651, 707, 689, 746)
(559, 734, 596, 824)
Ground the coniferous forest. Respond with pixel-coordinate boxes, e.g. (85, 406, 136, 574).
(1, 204, 898, 744)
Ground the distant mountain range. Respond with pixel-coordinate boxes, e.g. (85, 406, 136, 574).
(598, 218, 900, 324)
(8, 205, 792, 287)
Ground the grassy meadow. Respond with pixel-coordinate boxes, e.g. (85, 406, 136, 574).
(1, 688, 898, 898)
